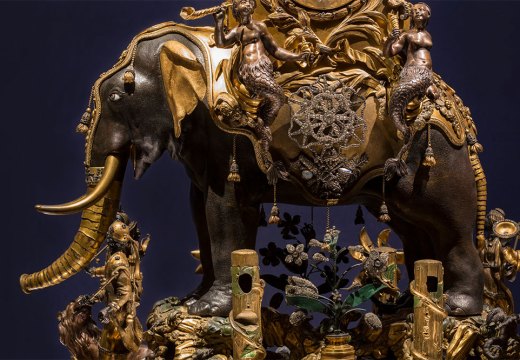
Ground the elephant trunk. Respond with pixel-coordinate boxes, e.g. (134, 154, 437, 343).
(20, 155, 126, 293)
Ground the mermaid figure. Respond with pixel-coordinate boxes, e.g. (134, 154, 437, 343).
(384, 2, 438, 178)
(213, 0, 310, 143)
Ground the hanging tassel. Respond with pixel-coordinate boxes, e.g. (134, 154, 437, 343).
(227, 135, 241, 182)
(268, 182, 280, 225)
(123, 67, 136, 94)
(76, 107, 92, 134)
(378, 178, 391, 223)
(422, 145, 436, 167)
(124, 47, 138, 94)
(123, 68, 135, 85)
(378, 202, 391, 223)
(470, 141, 484, 154)
(422, 123, 436, 167)
(466, 130, 484, 154)
(268, 204, 280, 225)
(77, 88, 95, 135)
(227, 159, 241, 182)
(354, 205, 365, 225)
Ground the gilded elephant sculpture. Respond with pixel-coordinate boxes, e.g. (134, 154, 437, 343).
(20, 0, 486, 317)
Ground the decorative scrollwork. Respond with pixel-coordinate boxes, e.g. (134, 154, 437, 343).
(261, 0, 390, 77)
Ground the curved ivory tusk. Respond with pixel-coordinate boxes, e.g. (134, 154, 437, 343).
(35, 155, 122, 215)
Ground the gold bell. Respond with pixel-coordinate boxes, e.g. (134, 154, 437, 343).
(268, 204, 280, 225)
(422, 145, 436, 167)
(378, 202, 391, 223)
(227, 159, 241, 182)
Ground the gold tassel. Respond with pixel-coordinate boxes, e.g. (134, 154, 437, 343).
(466, 130, 484, 154)
(123, 47, 138, 93)
(123, 68, 135, 86)
(227, 135, 241, 182)
(422, 145, 436, 167)
(378, 202, 391, 223)
(470, 142, 484, 154)
(378, 178, 391, 223)
(269, 204, 280, 225)
(422, 123, 436, 167)
(227, 159, 241, 182)
(269, 182, 280, 225)
(76, 123, 89, 134)
(76, 107, 92, 134)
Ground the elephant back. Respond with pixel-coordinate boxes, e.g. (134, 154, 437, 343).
(154, 13, 480, 203)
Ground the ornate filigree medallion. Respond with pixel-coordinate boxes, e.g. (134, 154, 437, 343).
(288, 75, 368, 199)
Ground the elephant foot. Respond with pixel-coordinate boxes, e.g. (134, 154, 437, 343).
(181, 280, 214, 307)
(384, 157, 408, 181)
(187, 283, 232, 317)
(445, 291, 483, 316)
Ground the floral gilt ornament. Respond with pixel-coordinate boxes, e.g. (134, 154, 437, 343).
(347, 227, 404, 303)
(260, 213, 402, 337)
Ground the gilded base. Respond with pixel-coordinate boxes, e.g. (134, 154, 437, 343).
(320, 334, 356, 360)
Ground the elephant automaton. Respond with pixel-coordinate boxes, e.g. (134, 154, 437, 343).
(20, 0, 486, 318)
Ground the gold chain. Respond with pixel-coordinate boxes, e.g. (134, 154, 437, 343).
(326, 206, 330, 231)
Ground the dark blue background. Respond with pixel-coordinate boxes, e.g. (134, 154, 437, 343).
(1, 1, 519, 358)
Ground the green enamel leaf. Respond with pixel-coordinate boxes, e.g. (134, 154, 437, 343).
(384, 263, 397, 281)
(286, 295, 328, 313)
(343, 283, 386, 308)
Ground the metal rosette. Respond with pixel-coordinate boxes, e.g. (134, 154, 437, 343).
(287, 75, 368, 199)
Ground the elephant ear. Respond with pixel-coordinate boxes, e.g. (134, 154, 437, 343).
(160, 40, 207, 137)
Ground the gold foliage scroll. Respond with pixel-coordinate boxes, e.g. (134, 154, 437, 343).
(160, 40, 207, 138)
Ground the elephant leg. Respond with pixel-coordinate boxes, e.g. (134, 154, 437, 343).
(368, 129, 483, 315)
(182, 183, 215, 306)
(188, 182, 259, 316)
(430, 215, 484, 316)
(381, 192, 482, 315)
(390, 176, 483, 313)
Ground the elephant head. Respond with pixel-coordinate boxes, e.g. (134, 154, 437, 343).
(19, 26, 205, 293)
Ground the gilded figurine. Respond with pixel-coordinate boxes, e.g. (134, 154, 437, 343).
(383, 2, 438, 178)
(481, 208, 520, 313)
(85, 218, 150, 359)
(213, 0, 311, 145)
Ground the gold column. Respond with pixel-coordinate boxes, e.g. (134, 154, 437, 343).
(411, 260, 446, 360)
(230, 250, 266, 360)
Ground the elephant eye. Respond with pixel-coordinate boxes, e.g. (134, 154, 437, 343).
(109, 92, 122, 102)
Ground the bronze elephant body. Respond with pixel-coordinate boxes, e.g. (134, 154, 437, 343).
(20, 18, 484, 316)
